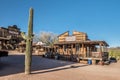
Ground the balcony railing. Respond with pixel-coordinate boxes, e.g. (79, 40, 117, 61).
(92, 52, 101, 58)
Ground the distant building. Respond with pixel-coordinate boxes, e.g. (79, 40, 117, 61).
(36, 41, 46, 46)
(0, 25, 23, 50)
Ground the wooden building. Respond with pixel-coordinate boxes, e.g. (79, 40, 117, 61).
(18, 41, 48, 56)
(54, 31, 109, 64)
(0, 25, 23, 50)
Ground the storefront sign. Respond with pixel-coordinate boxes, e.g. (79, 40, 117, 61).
(9, 31, 19, 35)
(65, 36, 76, 41)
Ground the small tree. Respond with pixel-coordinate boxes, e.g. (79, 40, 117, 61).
(34, 31, 58, 47)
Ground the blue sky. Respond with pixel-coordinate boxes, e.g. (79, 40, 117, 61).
(0, 0, 120, 47)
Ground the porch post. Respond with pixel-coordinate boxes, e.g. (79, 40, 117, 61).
(86, 45, 90, 57)
(82, 43, 85, 57)
(63, 45, 65, 55)
(71, 44, 73, 54)
(99, 43, 102, 58)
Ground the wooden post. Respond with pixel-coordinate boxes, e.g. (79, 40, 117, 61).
(71, 44, 73, 54)
(82, 44, 85, 57)
(63, 45, 65, 55)
(89, 45, 91, 57)
(99, 43, 102, 58)
(84, 45, 86, 57)
(54, 46, 56, 53)
(44, 47, 46, 53)
(75, 44, 77, 54)
(0, 41, 2, 50)
(105, 46, 107, 52)
(57, 46, 60, 53)
(66, 45, 68, 55)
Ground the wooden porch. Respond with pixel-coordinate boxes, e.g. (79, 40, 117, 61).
(53, 40, 109, 64)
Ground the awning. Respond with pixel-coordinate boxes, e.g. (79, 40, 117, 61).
(54, 40, 109, 46)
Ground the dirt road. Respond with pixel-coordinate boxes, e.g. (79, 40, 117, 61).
(0, 54, 120, 80)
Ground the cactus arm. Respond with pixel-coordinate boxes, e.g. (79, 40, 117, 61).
(21, 32, 27, 40)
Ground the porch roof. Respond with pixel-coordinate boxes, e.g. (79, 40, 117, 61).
(54, 40, 109, 46)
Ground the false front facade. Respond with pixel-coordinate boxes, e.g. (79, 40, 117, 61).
(54, 31, 109, 63)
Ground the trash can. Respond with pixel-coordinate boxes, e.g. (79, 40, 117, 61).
(88, 59, 92, 65)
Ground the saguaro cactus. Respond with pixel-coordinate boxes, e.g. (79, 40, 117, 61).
(21, 8, 34, 74)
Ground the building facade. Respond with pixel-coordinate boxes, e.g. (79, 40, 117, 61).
(0, 25, 23, 50)
(54, 31, 109, 63)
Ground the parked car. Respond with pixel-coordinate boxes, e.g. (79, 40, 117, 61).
(109, 57, 117, 63)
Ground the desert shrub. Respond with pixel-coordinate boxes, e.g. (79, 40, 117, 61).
(109, 50, 120, 60)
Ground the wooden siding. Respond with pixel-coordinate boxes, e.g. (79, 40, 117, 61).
(58, 31, 69, 42)
(73, 31, 88, 41)
(58, 31, 88, 42)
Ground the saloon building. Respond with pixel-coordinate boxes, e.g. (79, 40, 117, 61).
(54, 31, 109, 64)
(0, 25, 23, 50)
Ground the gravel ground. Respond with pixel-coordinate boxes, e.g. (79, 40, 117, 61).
(0, 53, 120, 80)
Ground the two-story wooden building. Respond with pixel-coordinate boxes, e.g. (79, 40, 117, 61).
(54, 31, 109, 64)
(0, 25, 23, 50)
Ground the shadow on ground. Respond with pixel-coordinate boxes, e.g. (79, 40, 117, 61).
(0, 54, 88, 76)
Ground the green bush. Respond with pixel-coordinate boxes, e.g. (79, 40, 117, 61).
(109, 50, 120, 60)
